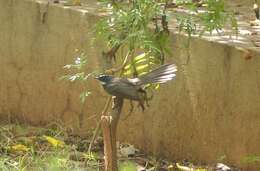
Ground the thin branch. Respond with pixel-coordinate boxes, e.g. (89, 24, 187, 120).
(104, 50, 131, 75)
(103, 43, 122, 62)
(87, 97, 112, 153)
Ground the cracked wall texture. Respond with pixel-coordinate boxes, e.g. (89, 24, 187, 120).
(0, 0, 260, 170)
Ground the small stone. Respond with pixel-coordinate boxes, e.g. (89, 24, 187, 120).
(215, 163, 231, 171)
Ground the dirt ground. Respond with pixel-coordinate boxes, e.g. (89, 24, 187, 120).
(0, 124, 241, 171)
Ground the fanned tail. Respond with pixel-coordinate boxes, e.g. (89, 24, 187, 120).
(137, 64, 177, 85)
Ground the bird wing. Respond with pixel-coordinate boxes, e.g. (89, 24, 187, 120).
(134, 63, 177, 85)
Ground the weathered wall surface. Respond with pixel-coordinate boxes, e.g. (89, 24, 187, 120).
(0, 0, 106, 130)
(120, 38, 260, 171)
(0, 0, 260, 170)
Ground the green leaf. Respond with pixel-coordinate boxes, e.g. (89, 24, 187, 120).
(136, 64, 149, 71)
(133, 53, 146, 62)
(119, 161, 137, 171)
(61, 52, 92, 103)
(83, 152, 97, 161)
(123, 53, 161, 78)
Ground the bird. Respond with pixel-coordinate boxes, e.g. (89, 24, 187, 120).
(95, 63, 177, 110)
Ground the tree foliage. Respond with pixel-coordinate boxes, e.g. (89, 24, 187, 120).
(64, 0, 237, 99)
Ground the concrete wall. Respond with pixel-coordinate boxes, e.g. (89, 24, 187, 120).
(0, 0, 260, 170)
(0, 0, 106, 129)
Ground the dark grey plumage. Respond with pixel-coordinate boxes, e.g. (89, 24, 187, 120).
(96, 64, 177, 101)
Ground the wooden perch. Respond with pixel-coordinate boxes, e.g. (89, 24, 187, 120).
(101, 97, 124, 171)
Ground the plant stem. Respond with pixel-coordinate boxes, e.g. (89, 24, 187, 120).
(87, 97, 112, 153)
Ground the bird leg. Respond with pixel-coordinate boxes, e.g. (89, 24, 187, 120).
(137, 89, 147, 111)
(137, 88, 153, 110)
(145, 90, 154, 107)
(123, 100, 134, 120)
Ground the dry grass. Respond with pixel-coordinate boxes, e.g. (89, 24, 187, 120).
(0, 123, 242, 171)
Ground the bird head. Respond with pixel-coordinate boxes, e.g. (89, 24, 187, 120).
(95, 75, 113, 85)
